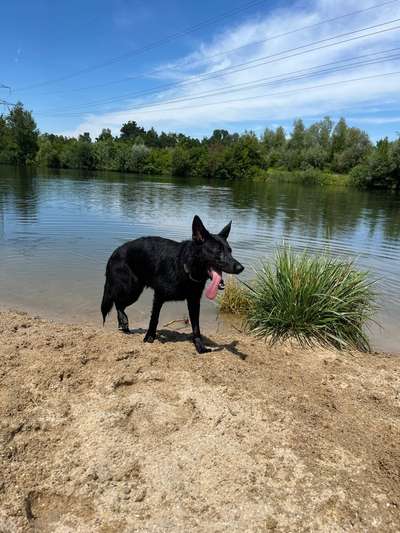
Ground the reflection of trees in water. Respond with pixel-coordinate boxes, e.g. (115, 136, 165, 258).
(0, 178, 5, 238)
(1, 166, 399, 243)
(41, 170, 238, 234)
(230, 179, 400, 243)
(0, 165, 39, 221)
(378, 192, 400, 242)
(0, 208, 4, 238)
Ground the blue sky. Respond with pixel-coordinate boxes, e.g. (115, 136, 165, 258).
(1, 0, 400, 140)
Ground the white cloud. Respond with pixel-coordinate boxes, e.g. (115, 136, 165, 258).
(61, 0, 400, 138)
(348, 115, 400, 124)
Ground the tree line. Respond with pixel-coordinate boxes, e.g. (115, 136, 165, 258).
(0, 102, 399, 189)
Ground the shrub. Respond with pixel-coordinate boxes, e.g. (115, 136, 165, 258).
(171, 146, 193, 177)
(349, 163, 371, 188)
(296, 167, 323, 185)
(218, 247, 377, 352)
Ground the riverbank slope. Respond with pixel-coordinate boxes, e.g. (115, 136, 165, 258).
(0, 310, 399, 532)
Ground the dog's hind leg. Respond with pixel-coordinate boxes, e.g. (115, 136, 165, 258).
(144, 293, 164, 343)
(111, 261, 144, 333)
(116, 307, 130, 333)
(115, 280, 144, 333)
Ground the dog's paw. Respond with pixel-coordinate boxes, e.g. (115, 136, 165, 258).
(143, 333, 156, 343)
(193, 338, 211, 354)
(197, 346, 211, 354)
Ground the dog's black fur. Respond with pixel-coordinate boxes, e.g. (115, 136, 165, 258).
(101, 215, 244, 353)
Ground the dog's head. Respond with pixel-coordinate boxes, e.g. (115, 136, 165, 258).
(192, 215, 244, 299)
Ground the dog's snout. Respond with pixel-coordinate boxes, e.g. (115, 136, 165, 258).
(234, 262, 244, 274)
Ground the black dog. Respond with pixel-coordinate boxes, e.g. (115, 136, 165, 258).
(101, 215, 244, 353)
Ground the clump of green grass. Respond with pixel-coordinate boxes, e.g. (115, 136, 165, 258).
(219, 247, 377, 352)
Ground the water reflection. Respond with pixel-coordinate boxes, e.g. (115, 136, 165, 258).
(0, 165, 399, 352)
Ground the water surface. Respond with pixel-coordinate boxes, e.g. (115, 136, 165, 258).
(0, 166, 399, 352)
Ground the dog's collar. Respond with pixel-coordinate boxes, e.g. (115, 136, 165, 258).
(184, 263, 202, 283)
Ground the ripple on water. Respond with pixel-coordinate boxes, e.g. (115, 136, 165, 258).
(0, 169, 399, 352)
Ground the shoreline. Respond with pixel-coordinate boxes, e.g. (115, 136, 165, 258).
(1, 309, 399, 532)
(3, 162, 352, 188)
(1, 300, 397, 356)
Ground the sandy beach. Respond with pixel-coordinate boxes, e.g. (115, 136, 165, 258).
(0, 309, 399, 532)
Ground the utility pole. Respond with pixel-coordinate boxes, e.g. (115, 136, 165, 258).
(0, 84, 14, 112)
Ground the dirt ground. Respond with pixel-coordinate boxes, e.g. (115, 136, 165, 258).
(0, 309, 399, 532)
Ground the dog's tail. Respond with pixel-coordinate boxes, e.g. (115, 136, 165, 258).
(101, 273, 114, 325)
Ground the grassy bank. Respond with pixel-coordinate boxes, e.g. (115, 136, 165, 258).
(263, 168, 351, 186)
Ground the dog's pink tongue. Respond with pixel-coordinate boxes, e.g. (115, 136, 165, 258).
(206, 269, 222, 300)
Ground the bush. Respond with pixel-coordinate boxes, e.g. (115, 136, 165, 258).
(349, 163, 371, 188)
(349, 138, 400, 190)
(171, 146, 193, 177)
(295, 167, 323, 185)
(218, 276, 251, 315)
(218, 247, 377, 352)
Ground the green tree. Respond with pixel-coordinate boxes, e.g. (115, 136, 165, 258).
(350, 137, 399, 189)
(36, 135, 62, 168)
(171, 146, 193, 177)
(129, 143, 150, 172)
(0, 114, 12, 163)
(223, 132, 265, 179)
(262, 126, 287, 167)
(96, 128, 113, 142)
(331, 119, 372, 173)
(286, 119, 306, 170)
(331, 118, 348, 157)
(61, 133, 97, 169)
(143, 148, 172, 175)
(207, 129, 234, 146)
(6, 103, 39, 164)
(120, 121, 145, 140)
(158, 132, 177, 148)
(144, 127, 159, 147)
(289, 119, 306, 151)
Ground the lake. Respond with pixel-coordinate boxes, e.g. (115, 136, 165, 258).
(0, 165, 399, 352)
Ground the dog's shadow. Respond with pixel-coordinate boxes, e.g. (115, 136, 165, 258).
(124, 328, 248, 360)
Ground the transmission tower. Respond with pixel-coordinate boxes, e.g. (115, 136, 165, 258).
(0, 84, 14, 111)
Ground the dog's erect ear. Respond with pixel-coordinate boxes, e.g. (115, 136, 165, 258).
(219, 221, 232, 240)
(192, 215, 209, 243)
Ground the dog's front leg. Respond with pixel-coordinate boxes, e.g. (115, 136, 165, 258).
(144, 294, 163, 343)
(187, 297, 211, 354)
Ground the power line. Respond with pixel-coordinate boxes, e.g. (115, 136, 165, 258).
(38, 52, 400, 117)
(94, 70, 400, 116)
(0, 100, 16, 112)
(96, 19, 400, 108)
(0, 85, 14, 110)
(164, 0, 400, 72)
(92, 53, 400, 111)
(35, 69, 400, 121)
(21, 0, 400, 98)
(15, 0, 267, 92)
(36, 18, 400, 114)
(38, 50, 400, 116)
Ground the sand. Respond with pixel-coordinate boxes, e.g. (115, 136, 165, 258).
(0, 309, 399, 532)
